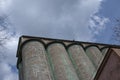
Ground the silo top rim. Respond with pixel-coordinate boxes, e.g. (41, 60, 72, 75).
(16, 35, 120, 58)
(21, 35, 120, 47)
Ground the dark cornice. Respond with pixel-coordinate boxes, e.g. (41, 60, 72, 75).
(21, 35, 120, 48)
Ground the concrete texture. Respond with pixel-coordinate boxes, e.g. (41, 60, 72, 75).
(22, 41, 52, 80)
(16, 36, 114, 80)
(68, 45, 95, 80)
(47, 43, 79, 80)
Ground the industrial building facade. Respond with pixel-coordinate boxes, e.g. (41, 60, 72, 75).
(16, 36, 120, 80)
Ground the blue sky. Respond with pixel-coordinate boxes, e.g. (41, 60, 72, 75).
(94, 0, 120, 44)
(0, 0, 120, 80)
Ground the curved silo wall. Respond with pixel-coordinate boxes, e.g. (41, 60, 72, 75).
(22, 41, 52, 80)
(18, 62, 23, 80)
(85, 46, 103, 68)
(17, 36, 110, 80)
(47, 43, 79, 80)
(68, 45, 96, 80)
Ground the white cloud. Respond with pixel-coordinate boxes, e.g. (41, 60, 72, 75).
(7, 0, 108, 41)
(89, 15, 109, 34)
(0, 36, 18, 80)
(4, 37, 18, 65)
(0, 62, 18, 80)
(0, 0, 13, 14)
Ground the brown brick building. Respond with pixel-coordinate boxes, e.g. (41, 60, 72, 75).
(16, 35, 120, 80)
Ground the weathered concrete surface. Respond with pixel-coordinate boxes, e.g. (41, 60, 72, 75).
(85, 46, 103, 68)
(18, 62, 23, 80)
(22, 41, 52, 80)
(68, 45, 96, 80)
(17, 36, 111, 80)
(47, 43, 79, 80)
(101, 48, 109, 56)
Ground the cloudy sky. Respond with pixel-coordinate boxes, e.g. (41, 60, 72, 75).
(0, 0, 120, 80)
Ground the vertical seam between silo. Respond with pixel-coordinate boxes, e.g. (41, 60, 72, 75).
(67, 47, 82, 80)
(46, 46, 56, 80)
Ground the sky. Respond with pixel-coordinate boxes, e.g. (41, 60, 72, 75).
(0, 0, 120, 80)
